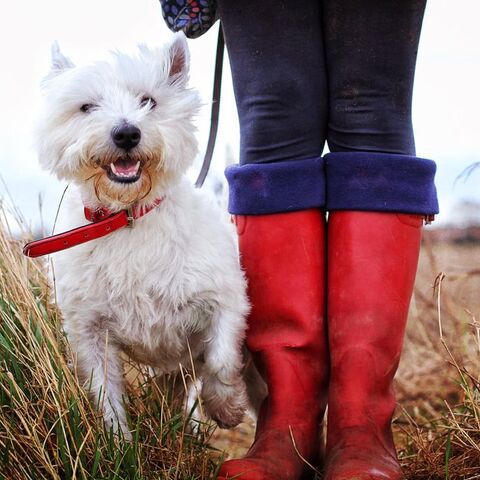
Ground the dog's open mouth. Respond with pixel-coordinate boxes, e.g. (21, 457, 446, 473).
(105, 157, 142, 184)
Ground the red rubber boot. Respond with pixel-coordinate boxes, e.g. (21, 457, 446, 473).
(324, 211, 423, 480)
(218, 209, 330, 480)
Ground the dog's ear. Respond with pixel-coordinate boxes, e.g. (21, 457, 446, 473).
(50, 41, 75, 75)
(167, 33, 190, 85)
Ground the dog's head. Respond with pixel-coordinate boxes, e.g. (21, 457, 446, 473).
(36, 34, 200, 208)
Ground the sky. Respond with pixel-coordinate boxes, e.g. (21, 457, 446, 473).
(0, 0, 479, 230)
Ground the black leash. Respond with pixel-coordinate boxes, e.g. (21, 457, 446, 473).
(194, 26, 225, 188)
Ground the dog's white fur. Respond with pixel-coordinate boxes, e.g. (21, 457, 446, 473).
(36, 34, 250, 437)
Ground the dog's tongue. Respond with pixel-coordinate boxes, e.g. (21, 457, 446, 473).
(111, 158, 140, 177)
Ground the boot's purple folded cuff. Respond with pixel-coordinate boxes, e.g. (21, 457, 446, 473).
(225, 157, 326, 215)
(325, 152, 439, 215)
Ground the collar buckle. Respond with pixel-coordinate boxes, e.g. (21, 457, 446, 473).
(126, 205, 135, 228)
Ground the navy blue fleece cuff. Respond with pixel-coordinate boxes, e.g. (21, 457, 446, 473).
(225, 157, 326, 215)
(325, 152, 439, 215)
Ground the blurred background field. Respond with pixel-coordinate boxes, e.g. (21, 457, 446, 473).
(397, 235, 480, 479)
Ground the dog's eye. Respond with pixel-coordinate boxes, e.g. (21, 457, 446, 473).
(80, 103, 97, 113)
(140, 96, 157, 110)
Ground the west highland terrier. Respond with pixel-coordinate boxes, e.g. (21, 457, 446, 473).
(34, 34, 252, 438)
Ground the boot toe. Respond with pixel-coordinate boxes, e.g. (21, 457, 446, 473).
(218, 458, 278, 480)
(325, 447, 403, 480)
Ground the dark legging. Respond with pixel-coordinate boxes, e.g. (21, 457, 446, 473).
(217, 0, 427, 165)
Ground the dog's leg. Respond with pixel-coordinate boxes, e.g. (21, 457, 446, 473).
(242, 348, 268, 420)
(67, 317, 131, 439)
(202, 308, 248, 429)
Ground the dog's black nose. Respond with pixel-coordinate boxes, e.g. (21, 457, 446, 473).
(111, 123, 141, 151)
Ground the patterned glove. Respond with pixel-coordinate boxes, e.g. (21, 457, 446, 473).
(159, 0, 217, 39)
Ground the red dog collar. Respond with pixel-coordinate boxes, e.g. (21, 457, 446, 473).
(23, 197, 165, 258)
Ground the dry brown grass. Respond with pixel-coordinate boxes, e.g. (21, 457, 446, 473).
(0, 209, 220, 479)
(396, 236, 480, 479)
(1, 203, 479, 479)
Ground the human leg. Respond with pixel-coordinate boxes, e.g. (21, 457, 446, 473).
(324, 0, 427, 155)
(325, 211, 424, 480)
(322, 1, 438, 478)
(218, 0, 328, 165)
(218, 210, 329, 480)
(217, 1, 330, 478)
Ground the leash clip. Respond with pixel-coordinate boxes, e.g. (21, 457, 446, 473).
(126, 206, 135, 228)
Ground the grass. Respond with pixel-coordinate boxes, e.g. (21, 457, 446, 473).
(0, 203, 479, 479)
(395, 238, 480, 479)
(0, 209, 221, 479)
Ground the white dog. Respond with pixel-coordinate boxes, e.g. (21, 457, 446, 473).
(35, 34, 251, 438)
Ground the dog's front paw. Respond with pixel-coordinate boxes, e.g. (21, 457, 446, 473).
(202, 377, 248, 429)
(210, 401, 245, 430)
